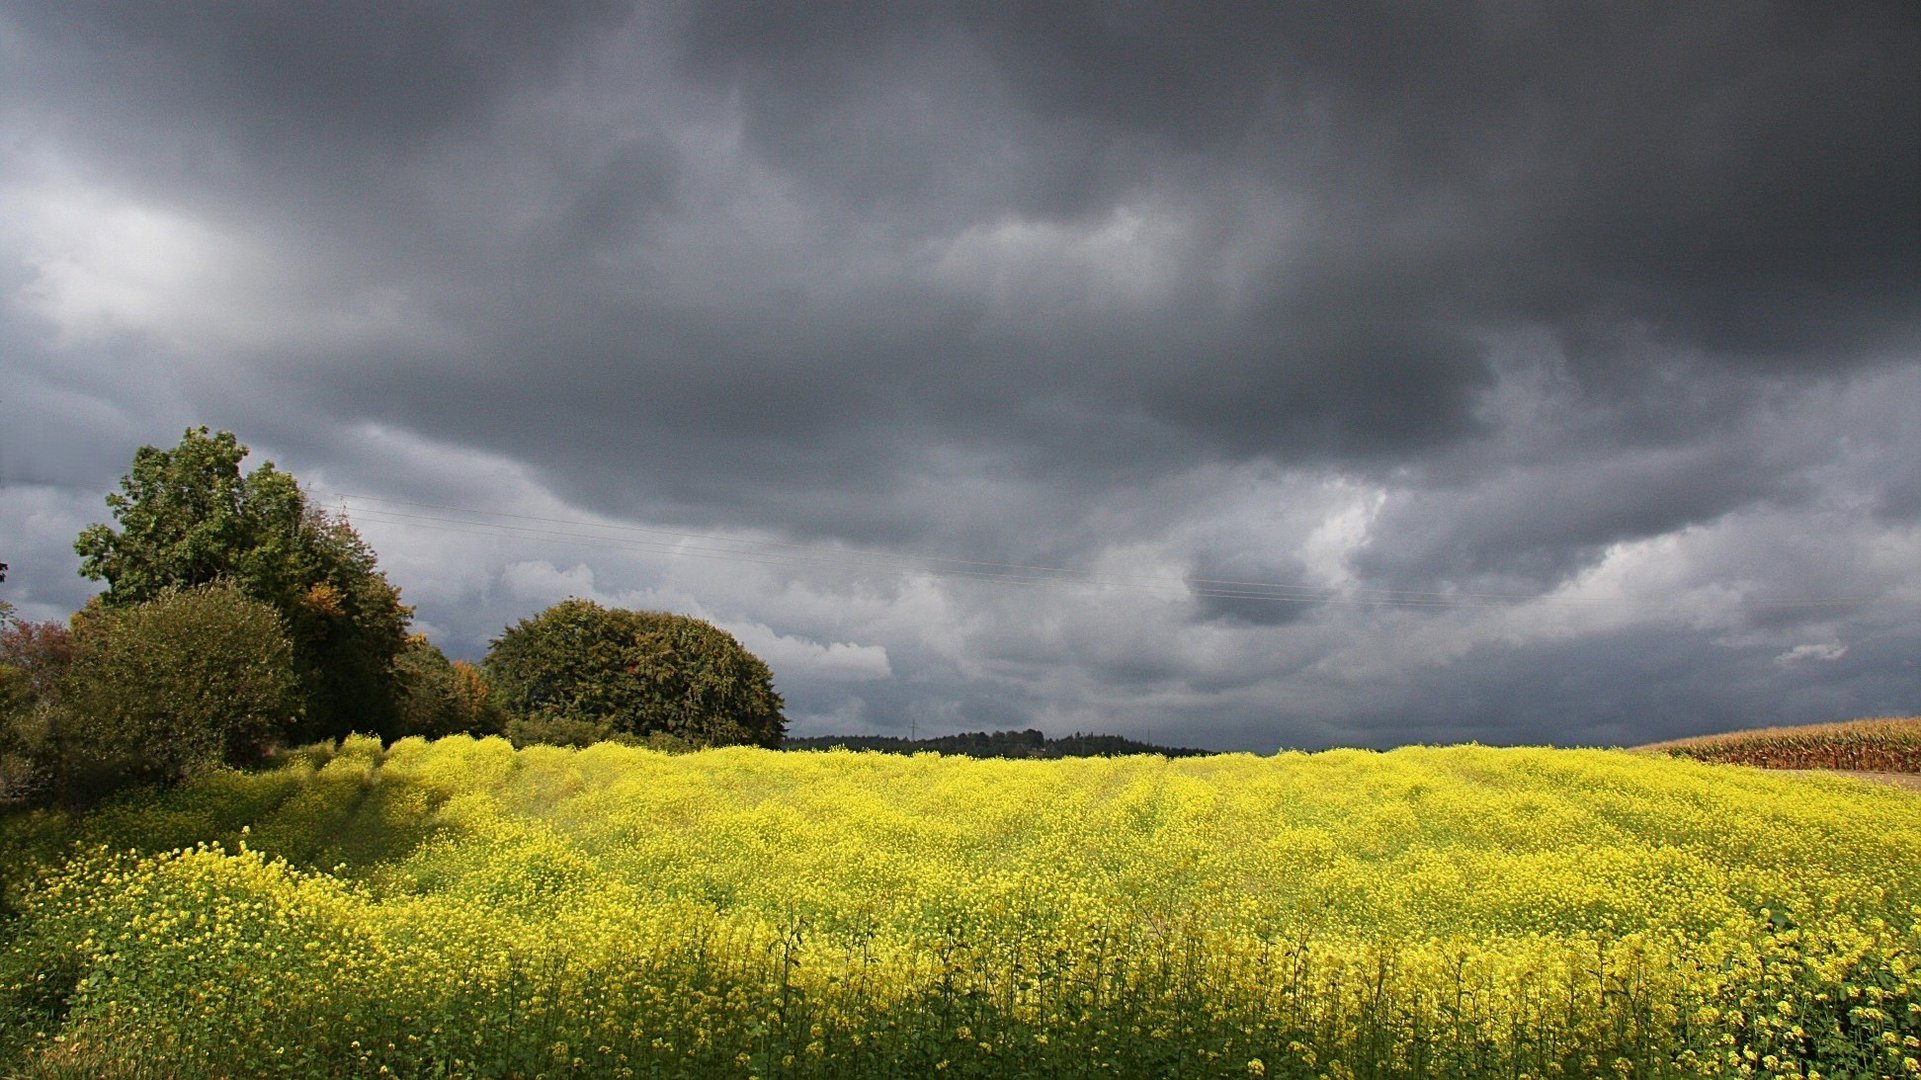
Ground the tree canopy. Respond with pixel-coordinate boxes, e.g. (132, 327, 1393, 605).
(59, 583, 299, 798)
(485, 599, 785, 748)
(74, 427, 410, 742)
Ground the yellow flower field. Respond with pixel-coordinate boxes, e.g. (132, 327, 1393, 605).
(3, 735, 1918, 1078)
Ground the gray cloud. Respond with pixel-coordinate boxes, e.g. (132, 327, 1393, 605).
(1, 2, 1915, 749)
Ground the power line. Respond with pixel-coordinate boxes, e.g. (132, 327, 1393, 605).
(334, 497, 1511, 609)
(329, 493, 1896, 612)
(333, 493, 1523, 604)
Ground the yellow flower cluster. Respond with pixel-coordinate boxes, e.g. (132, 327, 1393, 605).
(3, 735, 1917, 1077)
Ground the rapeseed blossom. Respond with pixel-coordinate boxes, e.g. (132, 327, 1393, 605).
(1, 735, 1916, 1077)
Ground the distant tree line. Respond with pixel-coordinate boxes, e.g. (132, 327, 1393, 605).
(0, 428, 786, 809)
(784, 728, 1207, 759)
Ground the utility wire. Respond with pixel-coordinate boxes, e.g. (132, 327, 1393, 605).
(336, 498, 1513, 609)
(334, 493, 1528, 603)
(330, 493, 1893, 612)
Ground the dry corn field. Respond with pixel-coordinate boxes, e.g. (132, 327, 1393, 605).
(1641, 717, 1921, 774)
(2, 735, 1918, 1079)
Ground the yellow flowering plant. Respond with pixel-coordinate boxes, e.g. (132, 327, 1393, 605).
(2, 736, 1916, 1077)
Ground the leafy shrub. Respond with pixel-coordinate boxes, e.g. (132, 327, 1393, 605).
(56, 583, 299, 801)
(0, 665, 37, 804)
(499, 714, 712, 753)
(448, 660, 500, 736)
(0, 619, 78, 804)
(501, 712, 623, 749)
(393, 636, 503, 740)
(485, 599, 784, 748)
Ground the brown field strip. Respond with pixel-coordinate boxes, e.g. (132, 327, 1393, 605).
(1635, 715, 1921, 773)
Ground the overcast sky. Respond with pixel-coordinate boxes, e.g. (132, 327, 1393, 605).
(2, 2, 1917, 750)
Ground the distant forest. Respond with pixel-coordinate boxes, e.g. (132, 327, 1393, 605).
(783, 728, 1207, 759)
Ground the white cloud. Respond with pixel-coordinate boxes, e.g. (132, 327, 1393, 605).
(15, 183, 248, 348)
(928, 202, 1191, 318)
(1775, 642, 1847, 666)
(10, 176, 432, 356)
(497, 559, 602, 603)
(722, 621, 893, 683)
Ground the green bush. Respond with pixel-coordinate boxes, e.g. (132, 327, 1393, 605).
(485, 599, 784, 748)
(0, 618, 78, 805)
(499, 714, 711, 753)
(0, 665, 37, 804)
(392, 636, 503, 740)
(57, 583, 300, 801)
(500, 712, 624, 749)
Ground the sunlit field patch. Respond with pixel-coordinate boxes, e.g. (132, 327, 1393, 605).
(3, 736, 1917, 1078)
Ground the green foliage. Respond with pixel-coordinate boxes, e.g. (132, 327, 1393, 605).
(485, 598, 784, 748)
(0, 666, 34, 805)
(0, 664, 26, 737)
(0, 619, 77, 806)
(787, 727, 1209, 758)
(73, 427, 411, 742)
(54, 583, 299, 802)
(499, 712, 623, 749)
(393, 637, 503, 740)
(447, 661, 500, 735)
(499, 714, 711, 753)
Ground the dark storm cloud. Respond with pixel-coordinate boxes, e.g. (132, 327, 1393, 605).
(1354, 423, 1791, 589)
(1185, 549, 1322, 628)
(8, 1, 629, 148)
(16, 1, 1913, 520)
(677, 1, 1920, 432)
(1353, 355, 1921, 594)
(2, 2, 1917, 746)
(1343, 614, 1921, 751)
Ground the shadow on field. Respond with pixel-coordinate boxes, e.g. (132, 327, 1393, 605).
(2, 735, 459, 887)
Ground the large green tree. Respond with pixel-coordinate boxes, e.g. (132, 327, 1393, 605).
(74, 427, 410, 742)
(485, 599, 785, 748)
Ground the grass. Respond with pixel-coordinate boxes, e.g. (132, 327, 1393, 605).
(1, 733, 1917, 1078)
